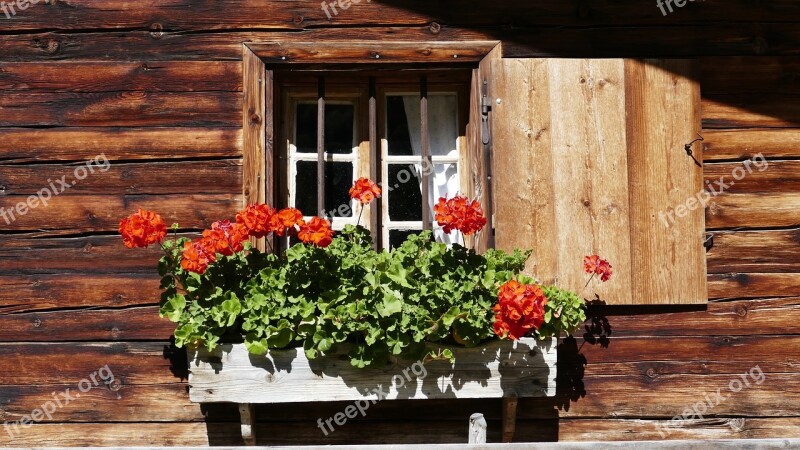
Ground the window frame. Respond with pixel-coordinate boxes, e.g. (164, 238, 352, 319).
(241, 40, 501, 253)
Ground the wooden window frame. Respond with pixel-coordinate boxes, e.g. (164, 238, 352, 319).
(242, 41, 500, 251)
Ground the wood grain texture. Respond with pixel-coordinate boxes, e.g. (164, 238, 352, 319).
(0, 92, 240, 127)
(706, 229, 800, 273)
(189, 339, 557, 403)
(0, 61, 241, 92)
(247, 41, 499, 66)
(625, 59, 706, 305)
(706, 193, 800, 229)
(0, 160, 241, 195)
(242, 47, 267, 251)
(703, 129, 800, 161)
(703, 95, 800, 128)
(493, 58, 704, 305)
(708, 273, 800, 299)
(0, 194, 240, 233)
(0, 127, 242, 163)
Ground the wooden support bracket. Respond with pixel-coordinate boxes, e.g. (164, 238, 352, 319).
(238, 403, 256, 446)
(502, 391, 519, 443)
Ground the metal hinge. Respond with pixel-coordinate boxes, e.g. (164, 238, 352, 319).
(481, 80, 491, 146)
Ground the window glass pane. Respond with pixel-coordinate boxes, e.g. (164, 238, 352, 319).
(389, 230, 423, 250)
(386, 94, 458, 158)
(295, 161, 354, 217)
(388, 164, 422, 222)
(295, 103, 355, 154)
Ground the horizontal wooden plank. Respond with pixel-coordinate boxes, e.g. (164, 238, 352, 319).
(0, 194, 240, 232)
(0, 235, 171, 275)
(586, 297, 800, 338)
(705, 193, 800, 229)
(0, 127, 242, 164)
(700, 57, 800, 94)
(0, 92, 240, 127)
(4, 24, 800, 63)
(0, 160, 241, 195)
(0, 383, 206, 424)
(189, 340, 557, 403)
(706, 229, 800, 273)
(2, 1, 800, 32)
(0, 274, 161, 313)
(0, 306, 173, 341)
(558, 418, 800, 441)
(0, 422, 217, 446)
(702, 129, 800, 160)
(0, 61, 242, 92)
(702, 95, 800, 129)
(247, 41, 498, 65)
(708, 273, 800, 299)
(704, 160, 798, 194)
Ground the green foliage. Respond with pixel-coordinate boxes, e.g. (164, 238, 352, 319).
(158, 225, 586, 366)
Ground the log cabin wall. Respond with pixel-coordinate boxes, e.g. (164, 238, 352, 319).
(0, 1, 799, 445)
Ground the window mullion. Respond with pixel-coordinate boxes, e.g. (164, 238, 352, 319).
(420, 76, 432, 231)
(369, 77, 380, 248)
(317, 76, 326, 216)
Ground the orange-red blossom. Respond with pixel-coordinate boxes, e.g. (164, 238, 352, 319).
(119, 209, 168, 249)
(349, 177, 382, 205)
(434, 194, 487, 236)
(493, 280, 548, 341)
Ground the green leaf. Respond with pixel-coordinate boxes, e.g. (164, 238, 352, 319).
(160, 294, 186, 322)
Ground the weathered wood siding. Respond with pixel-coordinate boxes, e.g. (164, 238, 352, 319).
(0, 0, 799, 445)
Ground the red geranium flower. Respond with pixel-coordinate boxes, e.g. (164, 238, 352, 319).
(349, 177, 382, 205)
(236, 204, 275, 239)
(119, 209, 168, 249)
(584, 255, 613, 282)
(205, 220, 248, 254)
(181, 239, 215, 275)
(493, 280, 548, 341)
(269, 207, 305, 236)
(434, 194, 487, 236)
(298, 216, 334, 248)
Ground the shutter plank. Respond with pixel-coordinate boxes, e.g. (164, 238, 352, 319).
(625, 60, 706, 305)
(492, 58, 559, 285)
(547, 59, 634, 302)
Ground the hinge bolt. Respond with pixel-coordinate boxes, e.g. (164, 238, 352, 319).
(496, 98, 502, 105)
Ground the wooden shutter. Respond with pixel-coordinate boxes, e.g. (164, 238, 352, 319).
(489, 58, 706, 305)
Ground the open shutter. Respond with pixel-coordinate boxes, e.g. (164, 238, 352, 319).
(489, 58, 706, 305)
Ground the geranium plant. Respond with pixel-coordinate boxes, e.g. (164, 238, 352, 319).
(120, 178, 603, 367)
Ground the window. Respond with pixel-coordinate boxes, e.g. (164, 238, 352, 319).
(276, 73, 470, 249)
(242, 42, 707, 305)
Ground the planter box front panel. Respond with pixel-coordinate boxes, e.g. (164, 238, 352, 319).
(188, 337, 556, 403)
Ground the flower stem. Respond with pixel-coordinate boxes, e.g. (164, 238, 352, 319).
(356, 204, 364, 227)
(584, 272, 596, 289)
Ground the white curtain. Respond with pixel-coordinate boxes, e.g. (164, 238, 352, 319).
(402, 95, 461, 245)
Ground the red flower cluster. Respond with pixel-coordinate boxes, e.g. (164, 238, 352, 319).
(235, 204, 275, 239)
(119, 209, 168, 249)
(349, 177, 382, 205)
(583, 255, 613, 282)
(298, 216, 334, 247)
(493, 280, 548, 341)
(177, 205, 331, 274)
(433, 194, 487, 236)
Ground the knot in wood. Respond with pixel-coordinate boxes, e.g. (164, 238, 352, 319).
(83, 242, 93, 253)
(250, 113, 261, 124)
(108, 378, 123, 392)
(583, 199, 591, 207)
(645, 368, 658, 378)
(33, 318, 42, 328)
(0, 184, 6, 194)
(46, 40, 60, 54)
(728, 418, 746, 431)
(429, 22, 442, 34)
(149, 23, 164, 39)
(734, 305, 748, 318)
(293, 14, 303, 24)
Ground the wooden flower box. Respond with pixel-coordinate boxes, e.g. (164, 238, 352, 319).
(188, 337, 557, 444)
